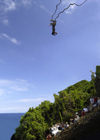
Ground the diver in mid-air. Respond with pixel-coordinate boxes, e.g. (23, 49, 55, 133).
(50, 0, 87, 36)
(50, 20, 57, 36)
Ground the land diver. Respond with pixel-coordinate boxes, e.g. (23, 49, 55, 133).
(50, 19, 58, 36)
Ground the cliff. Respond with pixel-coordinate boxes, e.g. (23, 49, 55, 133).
(11, 66, 100, 140)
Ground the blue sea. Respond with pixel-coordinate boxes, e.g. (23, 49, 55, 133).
(0, 113, 24, 140)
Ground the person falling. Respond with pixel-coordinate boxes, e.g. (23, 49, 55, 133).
(50, 20, 57, 36)
(50, 0, 87, 36)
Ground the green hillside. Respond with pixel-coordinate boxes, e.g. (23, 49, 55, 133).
(11, 80, 96, 140)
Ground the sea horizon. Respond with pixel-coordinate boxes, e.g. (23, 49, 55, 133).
(0, 113, 24, 140)
(0, 113, 25, 114)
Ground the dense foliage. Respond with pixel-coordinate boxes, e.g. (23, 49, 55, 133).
(12, 80, 96, 140)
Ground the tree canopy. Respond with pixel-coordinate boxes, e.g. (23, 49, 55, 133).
(12, 80, 96, 140)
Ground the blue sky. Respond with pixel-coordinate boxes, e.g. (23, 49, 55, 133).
(0, 0, 100, 113)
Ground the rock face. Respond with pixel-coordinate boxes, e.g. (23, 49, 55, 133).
(96, 66, 100, 97)
(11, 134, 16, 140)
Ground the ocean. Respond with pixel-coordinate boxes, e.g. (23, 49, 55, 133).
(0, 113, 24, 140)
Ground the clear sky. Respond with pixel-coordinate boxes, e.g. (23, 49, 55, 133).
(0, 0, 100, 113)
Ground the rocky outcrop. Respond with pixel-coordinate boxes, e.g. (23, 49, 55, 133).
(96, 66, 100, 97)
(11, 134, 16, 140)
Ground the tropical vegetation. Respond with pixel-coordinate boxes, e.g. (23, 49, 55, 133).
(11, 80, 96, 140)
